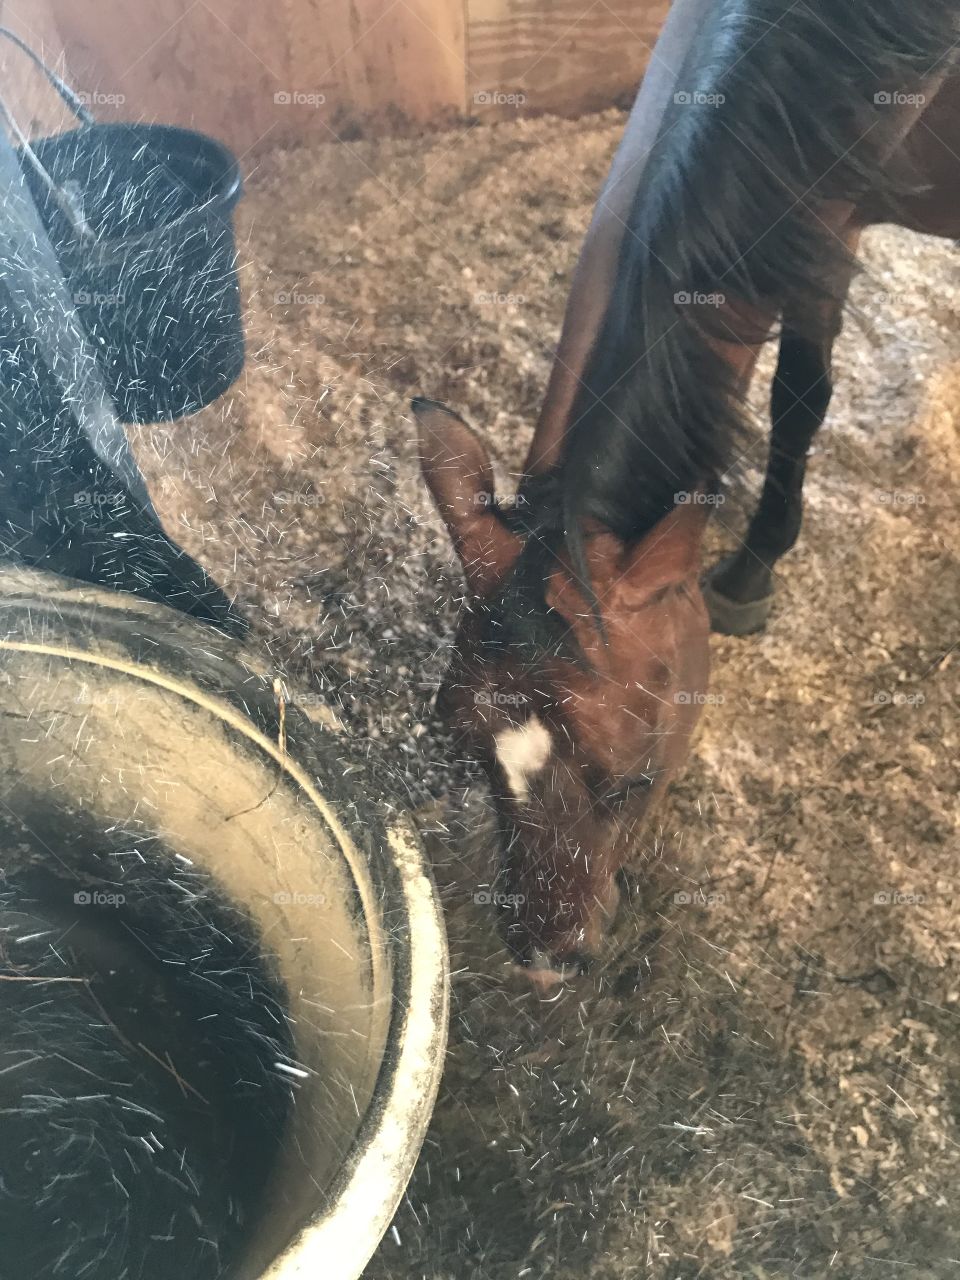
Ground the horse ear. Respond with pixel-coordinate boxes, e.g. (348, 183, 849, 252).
(608, 500, 710, 609)
(413, 398, 521, 596)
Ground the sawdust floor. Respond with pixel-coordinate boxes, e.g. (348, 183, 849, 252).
(129, 111, 960, 1278)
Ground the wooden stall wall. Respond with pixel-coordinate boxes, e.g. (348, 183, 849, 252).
(0, 0, 664, 152)
(467, 0, 669, 118)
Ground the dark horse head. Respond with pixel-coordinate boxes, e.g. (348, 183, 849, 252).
(417, 0, 957, 982)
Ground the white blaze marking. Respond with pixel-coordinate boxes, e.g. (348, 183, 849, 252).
(494, 715, 553, 802)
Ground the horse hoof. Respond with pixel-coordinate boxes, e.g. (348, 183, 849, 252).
(701, 569, 773, 636)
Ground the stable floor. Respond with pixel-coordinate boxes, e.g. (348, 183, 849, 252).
(130, 111, 960, 1279)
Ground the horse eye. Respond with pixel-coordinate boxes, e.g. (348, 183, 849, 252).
(602, 773, 655, 803)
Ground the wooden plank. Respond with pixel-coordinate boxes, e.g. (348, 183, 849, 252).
(0, 0, 468, 152)
(343, 0, 468, 122)
(467, 0, 669, 118)
(0, 1, 73, 138)
(0, 0, 661, 149)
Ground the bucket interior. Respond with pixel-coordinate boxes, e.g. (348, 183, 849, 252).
(0, 835, 295, 1279)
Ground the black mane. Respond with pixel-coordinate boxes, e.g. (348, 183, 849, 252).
(557, 0, 958, 560)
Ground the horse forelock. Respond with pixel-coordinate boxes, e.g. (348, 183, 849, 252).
(460, 468, 581, 669)
(473, 525, 587, 671)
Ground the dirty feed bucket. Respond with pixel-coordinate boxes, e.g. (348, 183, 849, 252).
(0, 566, 448, 1280)
(0, 27, 245, 422)
(21, 123, 245, 423)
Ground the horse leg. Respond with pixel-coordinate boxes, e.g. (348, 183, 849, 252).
(704, 74, 960, 638)
(702, 315, 841, 635)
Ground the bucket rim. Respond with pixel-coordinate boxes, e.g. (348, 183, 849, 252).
(258, 814, 449, 1280)
(25, 121, 243, 252)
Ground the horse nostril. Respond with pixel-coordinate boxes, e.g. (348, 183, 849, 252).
(523, 948, 592, 985)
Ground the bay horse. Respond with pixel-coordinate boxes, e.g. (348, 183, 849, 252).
(416, 0, 960, 984)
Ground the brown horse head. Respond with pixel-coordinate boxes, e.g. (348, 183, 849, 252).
(416, 398, 711, 981)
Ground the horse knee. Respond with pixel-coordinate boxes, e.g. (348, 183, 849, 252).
(771, 335, 833, 433)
